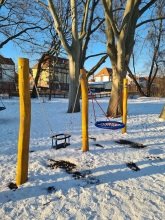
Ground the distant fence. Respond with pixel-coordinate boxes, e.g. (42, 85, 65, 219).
(33, 91, 111, 99)
(0, 81, 16, 98)
(1, 80, 165, 98)
(93, 92, 111, 98)
(128, 84, 165, 97)
(39, 90, 68, 98)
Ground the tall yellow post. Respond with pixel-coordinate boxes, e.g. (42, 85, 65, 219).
(16, 58, 31, 186)
(122, 78, 128, 134)
(80, 69, 89, 152)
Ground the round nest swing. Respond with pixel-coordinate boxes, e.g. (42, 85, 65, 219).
(95, 120, 125, 130)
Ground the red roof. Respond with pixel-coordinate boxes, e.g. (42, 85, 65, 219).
(0, 55, 15, 65)
(95, 68, 112, 77)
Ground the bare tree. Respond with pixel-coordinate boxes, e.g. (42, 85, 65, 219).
(36, 0, 104, 113)
(0, 1, 52, 53)
(0, 0, 62, 98)
(127, 0, 165, 97)
(102, 0, 165, 117)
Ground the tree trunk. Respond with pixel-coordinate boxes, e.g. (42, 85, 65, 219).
(67, 54, 80, 113)
(107, 65, 123, 117)
(159, 105, 165, 120)
(31, 54, 48, 98)
(146, 84, 151, 97)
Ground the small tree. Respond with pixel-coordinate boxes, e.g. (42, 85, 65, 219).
(128, 0, 165, 97)
(127, 19, 165, 97)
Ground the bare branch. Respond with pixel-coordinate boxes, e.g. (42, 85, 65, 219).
(91, 18, 105, 34)
(86, 52, 107, 60)
(47, 0, 71, 54)
(139, 0, 157, 17)
(79, 0, 91, 40)
(35, 0, 48, 10)
(0, 0, 6, 7)
(0, 25, 50, 49)
(136, 17, 165, 28)
(87, 54, 108, 78)
(80, 0, 102, 68)
(70, 0, 78, 41)
(120, 0, 135, 34)
(126, 65, 146, 96)
(102, 0, 119, 38)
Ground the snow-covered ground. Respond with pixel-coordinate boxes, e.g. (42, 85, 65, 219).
(0, 96, 165, 220)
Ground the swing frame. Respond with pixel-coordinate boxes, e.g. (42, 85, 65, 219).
(89, 89, 125, 130)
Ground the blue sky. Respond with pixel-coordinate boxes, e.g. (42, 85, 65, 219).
(1, 37, 147, 76)
(1, 41, 109, 73)
(0, 0, 160, 77)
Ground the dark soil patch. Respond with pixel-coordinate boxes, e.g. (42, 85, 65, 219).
(47, 186, 56, 193)
(126, 162, 140, 171)
(48, 159, 97, 182)
(8, 182, 18, 191)
(115, 139, 147, 148)
(89, 136, 96, 141)
(72, 170, 91, 179)
(72, 171, 86, 179)
(95, 143, 104, 148)
(48, 159, 76, 173)
(145, 155, 162, 160)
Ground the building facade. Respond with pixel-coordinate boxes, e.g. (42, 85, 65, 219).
(31, 56, 70, 91)
(0, 55, 16, 93)
(94, 68, 112, 82)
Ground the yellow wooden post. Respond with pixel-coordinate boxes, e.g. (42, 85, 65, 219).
(16, 58, 31, 186)
(122, 78, 128, 134)
(80, 69, 89, 152)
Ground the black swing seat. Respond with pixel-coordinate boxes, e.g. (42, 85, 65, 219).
(95, 120, 125, 130)
(0, 106, 6, 111)
(50, 133, 71, 149)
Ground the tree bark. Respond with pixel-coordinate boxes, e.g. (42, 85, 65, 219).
(159, 105, 165, 120)
(67, 51, 80, 113)
(31, 54, 49, 98)
(103, 0, 141, 117)
(107, 64, 123, 117)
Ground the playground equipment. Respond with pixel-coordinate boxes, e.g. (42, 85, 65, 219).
(51, 133, 71, 149)
(16, 58, 31, 186)
(80, 69, 89, 152)
(79, 69, 128, 152)
(30, 72, 72, 149)
(0, 97, 6, 111)
(89, 78, 128, 132)
(95, 121, 125, 130)
(122, 78, 128, 133)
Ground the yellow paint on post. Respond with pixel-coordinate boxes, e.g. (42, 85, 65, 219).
(80, 69, 89, 152)
(16, 58, 31, 186)
(122, 78, 128, 134)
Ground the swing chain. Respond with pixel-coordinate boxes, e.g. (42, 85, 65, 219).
(30, 73, 54, 136)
